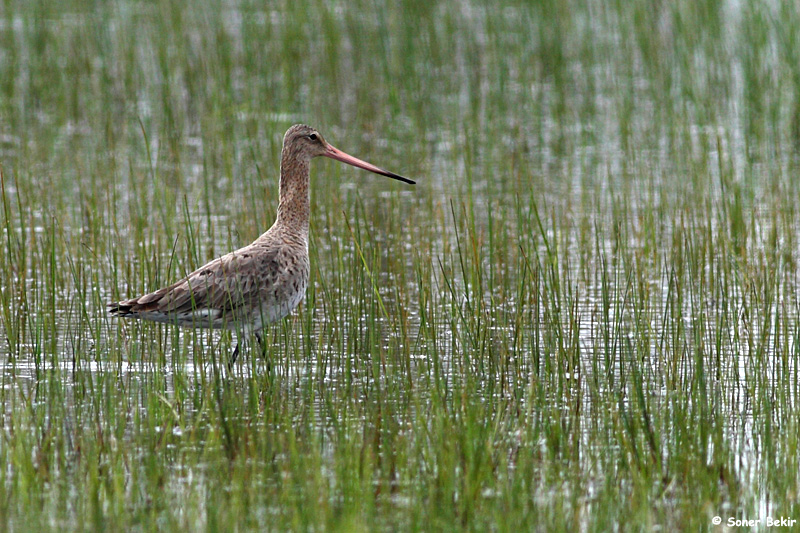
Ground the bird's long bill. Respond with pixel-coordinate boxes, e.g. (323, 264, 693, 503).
(324, 145, 415, 185)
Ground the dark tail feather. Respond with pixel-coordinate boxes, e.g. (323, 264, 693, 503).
(108, 299, 136, 317)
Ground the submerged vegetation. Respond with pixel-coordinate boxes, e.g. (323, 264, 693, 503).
(1, 0, 800, 529)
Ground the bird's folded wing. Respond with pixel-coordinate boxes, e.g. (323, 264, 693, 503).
(128, 247, 282, 316)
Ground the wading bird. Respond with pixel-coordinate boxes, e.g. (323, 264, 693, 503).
(109, 124, 414, 363)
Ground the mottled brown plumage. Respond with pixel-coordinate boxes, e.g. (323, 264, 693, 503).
(109, 124, 414, 362)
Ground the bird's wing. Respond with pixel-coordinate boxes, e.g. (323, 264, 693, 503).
(119, 246, 282, 316)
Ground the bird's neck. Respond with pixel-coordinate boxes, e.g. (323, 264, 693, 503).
(275, 153, 311, 238)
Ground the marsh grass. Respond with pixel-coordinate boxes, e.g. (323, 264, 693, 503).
(1, 0, 800, 530)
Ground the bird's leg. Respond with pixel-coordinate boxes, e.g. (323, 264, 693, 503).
(255, 332, 265, 354)
(255, 332, 272, 372)
(229, 341, 240, 368)
(226, 334, 270, 371)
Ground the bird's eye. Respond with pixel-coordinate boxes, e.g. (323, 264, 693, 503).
(308, 133, 318, 141)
